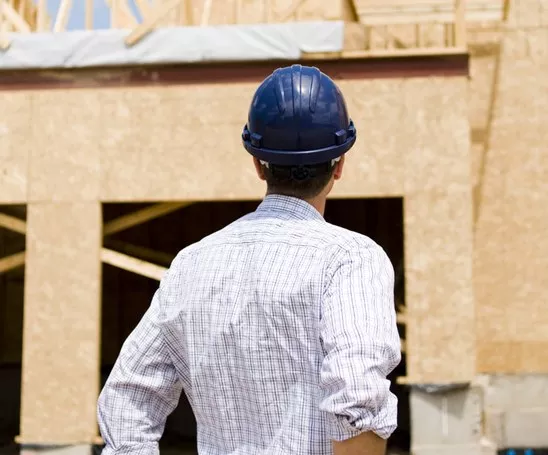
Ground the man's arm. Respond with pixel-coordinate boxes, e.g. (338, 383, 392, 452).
(97, 285, 183, 455)
(319, 244, 402, 455)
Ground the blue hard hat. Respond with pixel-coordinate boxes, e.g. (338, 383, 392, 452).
(242, 64, 357, 166)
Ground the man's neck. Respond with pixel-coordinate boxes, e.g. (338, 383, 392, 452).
(265, 191, 327, 216)
(306, 196, 327, 216)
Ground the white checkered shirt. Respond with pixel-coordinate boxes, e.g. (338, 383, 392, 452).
(97, 194, 401, 455)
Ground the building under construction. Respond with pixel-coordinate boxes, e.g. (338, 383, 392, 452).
(1, 0, 547, 454)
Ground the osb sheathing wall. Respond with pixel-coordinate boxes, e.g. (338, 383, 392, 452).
(471, 0, 548, 374)
(0, 76, 472, 443)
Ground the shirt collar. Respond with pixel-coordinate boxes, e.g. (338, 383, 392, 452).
(255, 194, 325, 222)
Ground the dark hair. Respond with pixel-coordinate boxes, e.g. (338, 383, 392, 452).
(263, 161, 336, 199)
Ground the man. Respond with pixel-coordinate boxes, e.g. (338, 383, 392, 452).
(97, 64, 401, 455)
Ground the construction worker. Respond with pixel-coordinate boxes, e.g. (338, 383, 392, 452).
(97, 64, 401, 455)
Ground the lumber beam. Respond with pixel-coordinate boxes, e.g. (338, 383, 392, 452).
(200, 0, 212, 26)
(101, 248, 167, 281)
(454, 0, 466, 47)
(1, 0, 31, 32)
(103, 202, 191, 236)
(0, 251, 25, 274)
(108, 0, 138, 28)
(0, 0, 9, 50)
(125, 0, 183, 46)
(85, 0, 93, 29)
(185, 0, 193, 25)
(53, 0, 71, 32)
(36, 0, 47, 31)
(103, 239, 175, 267)
(134, 0, 152, 19)
(0, 212, 27, 234)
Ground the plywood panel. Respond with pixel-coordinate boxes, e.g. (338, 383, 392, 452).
(0, 92, 31, 204)
(402, 78, 470, 194)
(478, 342, 548, 373)
(28, 91, 102, 203)
(333, 79, 406, 197)
(506, 0, 545, 28)
(475, 25, 548, 373)
(404, 189, 475, 382)
(20, 202, 101, 444)
(99, 83, 263, 201)
(99, 78, 422, 201)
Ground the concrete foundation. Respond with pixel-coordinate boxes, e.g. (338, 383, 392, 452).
(20, 446, 92, 455)
(410, 375, 548, 455)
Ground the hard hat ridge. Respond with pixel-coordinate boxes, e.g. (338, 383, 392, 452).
(242, 64, 357, 167)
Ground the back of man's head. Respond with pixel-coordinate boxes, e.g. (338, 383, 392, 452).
(242, 64, 356, 200)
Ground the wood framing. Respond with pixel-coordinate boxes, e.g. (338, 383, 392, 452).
(101, 248, 167, 281)
(125, 0, 183, 46)
(0, 0, 505, 57)
(1, 0, 31, 32)
(20, 202, 102, 444)
(0, 251, 25, 274)
(103, 202, 191, 236)
(0, 0, 8, 50)
(52, 0, 71, 32)
(0, 212, 26, 234)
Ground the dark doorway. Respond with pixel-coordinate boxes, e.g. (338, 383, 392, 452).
(0, 205, 26, 455)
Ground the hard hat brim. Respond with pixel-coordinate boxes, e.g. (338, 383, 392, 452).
(243, 134, 356, 167)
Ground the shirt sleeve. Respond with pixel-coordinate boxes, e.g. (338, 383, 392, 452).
(318, 243, 402, 441)
(97, 284, 183, 455)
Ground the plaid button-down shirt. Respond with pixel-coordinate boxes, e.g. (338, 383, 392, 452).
(97, 194, 401, 455)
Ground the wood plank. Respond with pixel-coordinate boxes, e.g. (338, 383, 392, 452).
(85, 0, 93, 29)
(125, 0, 183, 46)
(185, 0, 193, 24)
(0, 251, 25, 274)
(135, 0, 152, 19)
(279, 0, 306, 22)
(103, 239, 174, 267)
(454, 0, 466, 47)
(103, 202, 191, 236)
(302, 46, 466, 60)
(0, 0, 10, 50)
(1, 0, 31, 32)
(0, 212, 27, 234)
(21, 202, 101, 443)
(101, 247, 167, 281)
(200, 0, 212, 26)
(53, 0, 72, 32)
(36, 0, 47, 31)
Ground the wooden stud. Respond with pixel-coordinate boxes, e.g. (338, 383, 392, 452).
(36, 0, 47, 31)
(103, 239, 175, 267)
(103, 202, 191, 236)
(1, 0, 31, 32)
(263, 0, 271, 23)
(200, 0, 212, 26)
(85, 0, 93, 29)
(125, 0, 183, 46)
(454, 0, 466, 47)
(0, 251, 25, 275)
(0, 212, 27, 234)
(234, 0, 242, 24)
(185, 0, 193, 25)
(53, 0, 72, 32)
(101, 248, 167, 281)
(279, 0, 305, 22)
(0, 0, 9, 50)
(135, 0, 151, 20)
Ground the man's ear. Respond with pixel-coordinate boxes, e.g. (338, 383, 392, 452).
(333, 155, 345, 180)
(253, 157, 267, 181)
